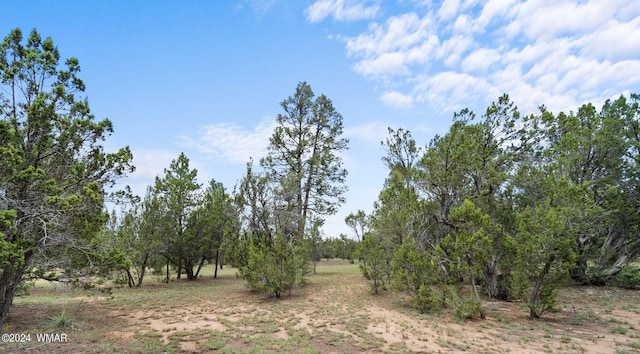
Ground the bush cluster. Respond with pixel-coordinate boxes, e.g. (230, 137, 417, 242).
(239, 233, 310, 297)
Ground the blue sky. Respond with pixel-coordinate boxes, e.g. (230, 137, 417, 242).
(3, 0, 640, 238)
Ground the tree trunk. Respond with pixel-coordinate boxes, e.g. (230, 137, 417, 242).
(214, 248, 219, 279)
(136, 253, 149, 287)
(194, 256, 206, 279)
(569, 258, 588, 283)
(298, 123, 322, 241)
(570, 234, 589, 283)
(470, 274, 486, 319)
(588, 253, 632, 285)
(483, 261, 500, 298)
(126, 270, 134, 288)
(529, 257, 553, 319)
(0, 251, 32, 334)
(165, 258, 170, 283)
(602, 253, 631, 277)
(184, 260, 196, 280)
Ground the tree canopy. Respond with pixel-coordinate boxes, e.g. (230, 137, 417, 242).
(0, 28, 134, 330)
(356, 93, 640, 319)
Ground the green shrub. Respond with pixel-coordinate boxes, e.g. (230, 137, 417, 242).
(440, 285, 458, 309)
(452, 295, 484, 321)
(528, 282, 561, 319)
(416, 284, 484, 320)
(611, 264, 640, 290)
(46, 308, 76, 330)
(356, 235, 390, 294)
(413, 285, 441, 314)
(15, 280, 34, 297)
(239, 233, 310, 297)
(390, 238, 435, 296)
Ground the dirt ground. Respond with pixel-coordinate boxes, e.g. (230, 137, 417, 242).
(3, 260, 640, 353)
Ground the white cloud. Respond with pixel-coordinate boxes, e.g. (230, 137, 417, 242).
(346, 13, 433, 56)
(474, 0, 516, 31)
(123, 149, 178, 197)
(130, 150, 177, 180)
(306, 0, 380, 23)
(438, 0, 460, 22)
(506, 0, 615, 40)
(414, 71, 497, 112)
(461, 47, 500, 73)
(380, 91, 414, 109)
(353, 52, 410, 78)
(180, 118, 276, 164)
(437, 34, 474, 67)
(580, 17, 640, 60)
(344, 120, 390, 146)
(327, 0, 640, 115)
(121, 148, 219, 198)
(345, 13, 435, 79)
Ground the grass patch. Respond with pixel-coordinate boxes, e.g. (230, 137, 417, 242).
(46, 308, 77, 330)
(611, 326, 629, 335)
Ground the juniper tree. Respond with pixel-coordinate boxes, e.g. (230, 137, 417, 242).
(0, 28, 133, 330)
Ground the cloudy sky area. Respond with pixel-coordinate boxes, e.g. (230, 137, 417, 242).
(3, 0, 640, 237)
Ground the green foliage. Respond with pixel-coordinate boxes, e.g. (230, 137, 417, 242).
(222, 231, 251, 268)
(345, 210, 369, 242)
(307, 218, 323, 272)
(0, 27, 133, 329)
(0, 232, 25, 272)
(338, 235, 358, 262)
(452, 295, 485, 321)
(232, 83, 348, 294)
(610, 264, 640, 290)
(113, 156, 235, 286)
(112, 189, 163, 287)
(416, 284, 483, 320)
(370, 169, 422, 247)
(527, 281, 561, 319)
(45, 301, 83, 330)
(357, 234, 391, 294)
(360, 93, 640, 320)
(444, 200, 494, 286)
(150, 153, 237, 281)
(390, 237, 436, 296)
(413, 285, 441, 314)
(15, 279, 34, 297)
(311, 234, 359, 262)
(261, 82, 348, 240)
(46, 308, 77, 330)
(239, 233, 310, 297)
(539, 95, 640, 283)
(154, 152, 202, 280)
(512, 176, 583, 318)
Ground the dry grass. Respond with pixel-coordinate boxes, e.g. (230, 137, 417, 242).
(4, 260, 640, 353)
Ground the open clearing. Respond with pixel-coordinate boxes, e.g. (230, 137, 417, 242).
(3, 259, 640, 353)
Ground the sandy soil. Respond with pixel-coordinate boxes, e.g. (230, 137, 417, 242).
(4, 260, 640, 353)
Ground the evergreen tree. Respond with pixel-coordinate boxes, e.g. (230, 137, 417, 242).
(0, 28, 133, 330)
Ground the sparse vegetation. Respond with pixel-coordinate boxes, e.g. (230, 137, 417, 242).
(3, 260, 640, 353)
